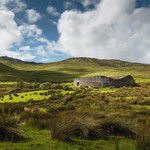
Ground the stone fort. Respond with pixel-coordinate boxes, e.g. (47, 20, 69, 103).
(74, 75, 136, 88)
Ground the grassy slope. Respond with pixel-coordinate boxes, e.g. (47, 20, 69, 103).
(0, 56, 150, 82)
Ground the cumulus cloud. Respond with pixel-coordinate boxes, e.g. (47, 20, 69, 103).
(0, 0, 27, 12)
(38, 37, 60, 54)
(57, 0, 150, 63)
(47, 5, 60, 17)
(7, 0, 27, 13)
(0, 1, 39, 61)
(0, 9, 22, 52)
(26, 9, 41, 23)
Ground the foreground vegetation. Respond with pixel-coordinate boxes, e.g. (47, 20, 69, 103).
(0, 79, 150, 150)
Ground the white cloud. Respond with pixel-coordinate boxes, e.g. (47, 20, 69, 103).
(7, 0, 27, 13)
(0, 9, 22, 52)
(0, 0, 27, 12)
(2, 51, 35, 60)
(19, 24, 42, 38)
(19, 46, 31, 51)
(26, 9, 41, 23)
(0, 1, 41, 61)
(37, 46, 47, 56)
(57, 0, 150, 63)
(40, 58, 49, 62)
(47, 5, 60, 17)
(38, 37, 61, 54)
(79, 0, 100, 7)
(64, 2, 74, 9)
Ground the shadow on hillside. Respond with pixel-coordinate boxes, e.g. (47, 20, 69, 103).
(1, 70, 82, 82)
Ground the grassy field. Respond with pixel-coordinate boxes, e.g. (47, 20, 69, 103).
(0, 80, 150, 150)
(0, 125, 136, 150)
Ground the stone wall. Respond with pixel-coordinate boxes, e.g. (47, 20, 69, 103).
(74, 75, 136, 88)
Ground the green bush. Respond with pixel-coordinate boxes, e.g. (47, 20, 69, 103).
(51, 84, 63, 89)
(50, 93, 63, 100)
(40, 82, 52, 90)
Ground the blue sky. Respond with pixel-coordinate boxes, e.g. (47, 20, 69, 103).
(1, 0, 150, 63)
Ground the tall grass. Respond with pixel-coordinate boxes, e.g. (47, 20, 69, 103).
(136, 120, 150, 150)
(0, 116, 23, 141)
(50, 111, 135, 142)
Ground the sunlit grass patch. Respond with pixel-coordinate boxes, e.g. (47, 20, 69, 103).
(131, 105, 150, 109)
(135, 78, 150, 83)
(0, 82, 17, 85)
(0, 90, 73, 103)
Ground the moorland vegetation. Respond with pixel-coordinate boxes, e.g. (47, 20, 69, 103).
(0, 57, 150, 150)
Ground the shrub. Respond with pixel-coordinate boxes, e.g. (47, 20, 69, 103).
(0, 116, 23, 141)
(50, 93, 63, 100)
(29, 83, 40, 89)
(40, 82, 52, 90)
(99, 117, 135, 138)
(51, 84, 63, 89)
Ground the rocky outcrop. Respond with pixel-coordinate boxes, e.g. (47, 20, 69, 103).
(74, 75, 136, 88)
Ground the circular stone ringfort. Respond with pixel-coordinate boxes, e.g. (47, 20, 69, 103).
(74, 75, 136, 88)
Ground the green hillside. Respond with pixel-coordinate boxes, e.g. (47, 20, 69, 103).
(0, 56, 150, 82)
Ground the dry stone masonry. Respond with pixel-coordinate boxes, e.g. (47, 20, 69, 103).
(74, 75, 136, 88)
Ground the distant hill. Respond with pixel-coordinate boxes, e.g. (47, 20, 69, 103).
(0, 56, 149, 82)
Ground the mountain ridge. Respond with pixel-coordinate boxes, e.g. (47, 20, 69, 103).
(0, 56, 149, 82)
(0, 56, 149, 69)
